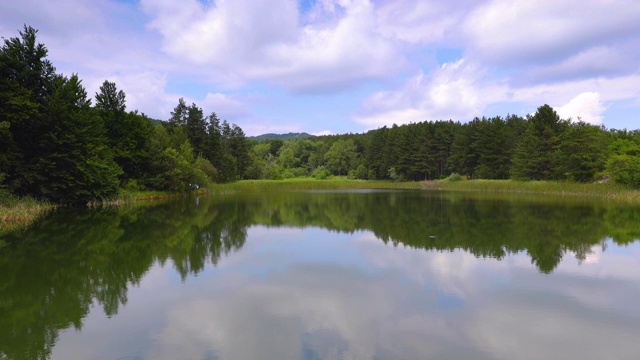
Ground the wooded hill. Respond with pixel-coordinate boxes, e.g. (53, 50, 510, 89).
(248, 132, 313, 142)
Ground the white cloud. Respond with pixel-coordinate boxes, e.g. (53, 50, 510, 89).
(517, 43, 640, 85)
(142, 0, 405, 92)
(463, 0, 640, 66)
(312, 130, 333, 136)
(375, 0, 475, 44)
(355, 57, 640, 129)
(355, 59, 507, 128)
(554, 92, 606, 125)
(202, 92, 251, 119)
(95, 72, 175, 119)
(2, 0, 640, 131)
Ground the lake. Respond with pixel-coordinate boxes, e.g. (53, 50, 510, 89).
(1, 190, 640, 359)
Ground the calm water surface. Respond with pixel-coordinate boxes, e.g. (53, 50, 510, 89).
(1, 190, 640, 359)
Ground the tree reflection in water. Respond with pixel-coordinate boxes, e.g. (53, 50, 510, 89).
(0, 190, 638, 359)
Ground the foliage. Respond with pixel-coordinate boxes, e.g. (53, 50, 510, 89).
(606, 155, 640, 188)
(2, 25, 640, 204)
(248, 132, 314, 142)
(511, 105, 566, 180)
(324, 139, 358, 175)
(312, 166, 331, 180)
(446, 173, 463, 182)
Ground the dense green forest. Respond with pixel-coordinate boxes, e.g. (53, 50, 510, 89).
(247, 108, 640, 186)
(2, 26, 640, 204)
(0, 26, 250, 203)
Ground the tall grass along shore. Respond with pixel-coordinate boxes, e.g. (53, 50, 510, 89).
(432, 179, 640, 202)
(208, 178, 423, 193)
(3, 178, 640, 236)
(0, 196, 56, 235)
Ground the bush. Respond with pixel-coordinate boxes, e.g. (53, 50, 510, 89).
(312, 166, 331, 180)
(446, 173, 463, 182)
(194, 157, 217, 182)
(354, 164, 368, 180)
(123, 179, 141, 192)
(281, 169, 295, 179)
(291, 167, 309, 178)
(606, 155, 640, 188)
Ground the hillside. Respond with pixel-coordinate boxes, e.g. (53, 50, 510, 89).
(248, 132, 314, 142)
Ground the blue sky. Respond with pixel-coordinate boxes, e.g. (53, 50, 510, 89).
(2, 0, 639, 135)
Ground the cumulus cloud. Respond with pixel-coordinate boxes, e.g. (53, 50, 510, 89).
(375, 0, 475, 44)
(2, 0, 640, 131)
(554, 92, 606, 124)
(354, 59, 507, 128)
(516, 43, 640, 85)
(463, 0, 640, 67)
(202, 92, 251, 118)
(93, 72, 175, 119)
(354, 57, 640, 129)
(142, 0, 405, 93)
(312, 130, 334, 136)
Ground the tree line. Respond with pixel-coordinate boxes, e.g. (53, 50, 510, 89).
(0, 26, 250, 203)
(246, 105, 640, 187)
(3, 25, 640, 205)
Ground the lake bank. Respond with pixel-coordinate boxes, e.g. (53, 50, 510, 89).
(433, 179, 640, 202)
(208, 178, 423, 193)
(0, 196, 56, 236)
(3, 178, 639, 234)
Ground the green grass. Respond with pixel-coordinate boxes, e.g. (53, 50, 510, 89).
(208, 177, 423, 193)
(432, 179, 640, 202)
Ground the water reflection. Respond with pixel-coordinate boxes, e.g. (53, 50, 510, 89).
(1, 191, 639, 359)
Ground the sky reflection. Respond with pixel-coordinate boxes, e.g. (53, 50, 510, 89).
(51, 226, 640, 360)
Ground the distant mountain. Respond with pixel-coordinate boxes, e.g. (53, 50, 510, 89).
(248, 132, 314, 142)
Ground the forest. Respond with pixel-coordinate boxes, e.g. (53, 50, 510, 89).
(2, 26, 640, 204)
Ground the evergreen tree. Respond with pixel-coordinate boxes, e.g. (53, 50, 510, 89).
(448, 120, 478, 178)
(511, 105, 565, 180)
(205, 112, 223, 169)
(230, 124, 250, 179)
(185, 103, 207, 157)
(553, 122, 607, 182)
(365, 127, 388, 179)
(95, 80, 152, 182)
(0, 25, 55, 194)
(37, 74, 121, 202)
(168, 97, 188, 127)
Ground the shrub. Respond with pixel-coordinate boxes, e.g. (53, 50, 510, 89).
(606, 155, 640, 188)
(312, 166, 331, 180)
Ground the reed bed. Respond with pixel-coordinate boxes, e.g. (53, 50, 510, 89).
(432, 179, 640, 202)
(0, 196, 56, 234)
(209, 178, 423, 193)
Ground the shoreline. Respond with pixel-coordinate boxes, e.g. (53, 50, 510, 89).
(2, 178, 639, 235)
(433, 179, 640, 202)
